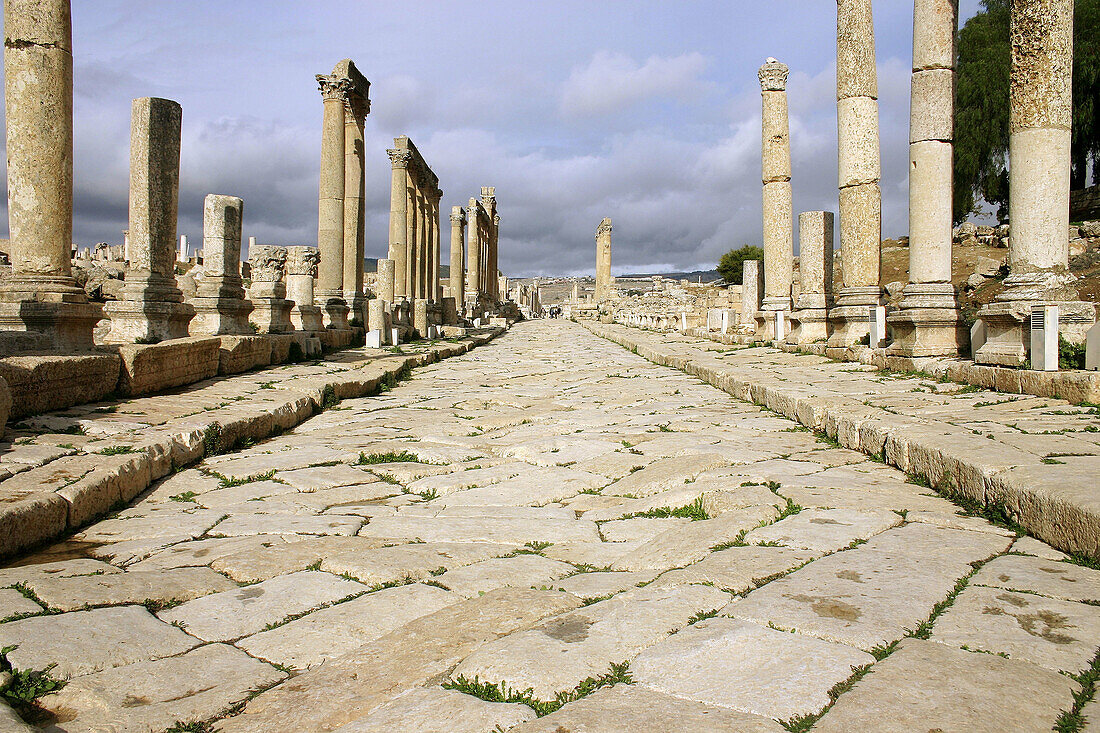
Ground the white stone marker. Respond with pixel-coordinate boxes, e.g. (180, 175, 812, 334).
(869, 305, 888, 348)
(1030, 305, 1059, 372)
(1085, 322, 1100, 371)
(365, 329, 383, 349)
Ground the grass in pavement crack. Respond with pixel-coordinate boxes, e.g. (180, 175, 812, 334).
(619, 496, 708, 521)
(444, 661, 633, 717)
(1054, 647, 1100, 732)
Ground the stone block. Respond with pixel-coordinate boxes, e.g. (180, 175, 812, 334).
(218, 335, 273, 375)
(0, 353, 121, 420)
(837, 96, 880, 188)
(114, 336, 221, 397)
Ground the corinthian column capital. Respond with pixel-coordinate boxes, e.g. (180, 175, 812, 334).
(758, 58, 789, 92)
(387, 148, 412, 169)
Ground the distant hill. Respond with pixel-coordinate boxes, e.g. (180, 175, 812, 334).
(619, 268, 722, 282)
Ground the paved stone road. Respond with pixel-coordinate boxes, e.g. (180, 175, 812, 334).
(1, 320, 1097, 732)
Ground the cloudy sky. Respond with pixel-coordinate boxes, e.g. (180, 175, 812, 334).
(1, 0, 984, 277)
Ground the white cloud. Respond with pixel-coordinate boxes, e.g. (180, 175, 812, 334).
(560, 51, 709, 117)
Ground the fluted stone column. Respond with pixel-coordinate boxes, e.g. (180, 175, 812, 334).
(489, 214, 501, 303)
(886, 0, 966, 357)
(315, 71, 349, 328)
(342, 95, 367, 319)
(481, 187, 498, 302)
(386, 149, 411, 300)
(286, 247, 323, 332)
(105, 97, 194, 343)
(740, 260, 764, 331)
(248, 246, 293, 333)
(190, 195, 253, 335)
(0, 0, 100, 351)
(975, 0, 1094, 364)
(450, 207, 466, 313)
(789, 212, 834, 344)
(429, 189, 442, 302)
(467, 200, 482, 307)
(829, 0, 884, 348)
(378, 258, 395, 304)
(407, 185, 420, 299)
(595, 218, 613, 303)
(178, 235, 188, 264)
(759, 59, 794, 326)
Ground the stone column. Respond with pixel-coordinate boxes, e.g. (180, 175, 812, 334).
(759, 59, 794, 322)
(248, 245, 293, 333)
(190, 194, 253, 335)
(467, 200, 482, 306)
(342, 95, 367, 320)
(829, 0, 884, 348)
(386, 148, 412, 300)
(740, 260, 764, 331)
(105, 97, 194, 343)
(0, 0, 102, 351)
(431, 190, 443, 302)
(595, 218, 613, 303)
(572, 281, 580, 302)
(406, 182, 420, 299)
(975, 0, 1094, 364)
(789, 212, 834, 344)
(286, 246, 324, 331)
(378, 258, 396, 304)
(450, 206, 466, 313)
(887, 0, 966, 357)
(489, 214, 501, 303)
(178, 235, 188, 264)
(315, 71, 349, 328)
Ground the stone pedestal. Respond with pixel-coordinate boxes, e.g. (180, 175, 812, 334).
(190, 194, 253, 336)
(595, 218, 613, 303)
(975, 0, 1094, 365)
(740, 260, 763, 334)
(377, 258, 396, 304)
(828, 0, 884, 347)
(248, 245, 293, 334)
(367, 297, 390, 334)
(286, 246, 323, 332)
(105, 97, 194, 343)
(413, 298, 429, 338)
(789, 211, 834, 344)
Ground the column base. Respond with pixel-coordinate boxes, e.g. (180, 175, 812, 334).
(827, 287, 884, 348)
(345, 291, 366, 326)
(102, 300, 195, 344)
(319, 298, 351, 330)
(885, 309, 968, 358)
(755, 309, 790, 340)
(786, 308, 830, 345)
(761, 296, 793, 312)
(291, 305, 325, 332)
(0, 298, 103, 352)
(251, 299, 295, 334)
(974, 299, 1096, 366)
(189, 297, 255, 336)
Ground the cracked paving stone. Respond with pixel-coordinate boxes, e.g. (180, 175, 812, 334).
(277, 464, 381, 491)
(632, 617, 874, 720)
(432, 554, 575, 598)
(741, 508, 902, 553)
(357, 514, 600, 545)
(603, 454, 732, 498)
(0, 606, 199, 679)
(210, 513, 365, 538)
(22, 566, 236, 612)
(970, 553, 1100, 602)
(157, 570, 366, 642)
(651, 545, 819, 594)
(452, 584, 731, 700)
(930, 584, 1100, 673)
(0, 559, 121, 587)
(320, 542, 513, 586)
(330, 686, 537, 732)
(0, 588, 41, 619)
(811, 638, 1078, 733)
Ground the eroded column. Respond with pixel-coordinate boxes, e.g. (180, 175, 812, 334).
(740, 260, 764, 331)
(386, 148, 411, 300)
(759, 58, 794, 324)
(450, 206, 466, 313)
(467, 200, 482, 308)
(190, 194, 252, 335)
(377, 258, 395, 304)
(829, 0, 884, 348)
(286, 246, 323, 332)
(342, 94, 367, 319)
(105, 97, 194, 343)
(595, 218, 613, 303)
(790, 212, 834, 343)
(248, 245, 293, 333)
(315, 71, 349, 328)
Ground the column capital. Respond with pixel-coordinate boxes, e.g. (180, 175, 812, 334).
(451, 209, 466, 225)
(286, 245, 320, 277)
(387, 148, 412, 169)
(596, 217, 613, 239)
(316, 74, 352, 102)
(493, 214, 500, 226)
(758, 58, 789, 92)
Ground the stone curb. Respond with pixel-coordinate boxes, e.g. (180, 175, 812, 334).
(583, 322, 1100, 559)
(0, 328, 505, 560)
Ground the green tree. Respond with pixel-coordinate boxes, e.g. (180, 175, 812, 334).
(717, 245, 764, 284)
(954, 0, 1099, 224)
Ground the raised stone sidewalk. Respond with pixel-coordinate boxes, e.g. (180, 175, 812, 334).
(0, 319, 1094, 731)
(584, 321, 1100, 559)
(0, 328, 504, 558)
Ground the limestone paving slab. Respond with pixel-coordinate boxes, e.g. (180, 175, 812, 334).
(24, 566, 236, 612)
(210, 512, 364, 537)
(330, 686, 537, 733)
(1013, 536, 1070, 560)
(652, 545, 819, 595)
(633, 617, 874, 720)
(0, 606, 199, 679)
(552, 570, 660, 600)
(811, 638, 1077, 733)
(37, 643, 286, 733)
(0, 558, 121, 587)
(218, 588, 582, 733)
(158, 570, 366, 642)
(742, 507, 902, 553)
(599, 517, 692, 543)
(357, 514, 600, 545)
(238, 583, 459, 670)
(930, 585, 1100, 673)
(0, 588, 40, 620)
(971, 553, 1100, 602)
(433, 554, 575, 597)
(451, 584, 731, 700)
(126, 535, 301, 572)
(604, 454, 732, 498)
(320, 542, 514, 586)
(277, 464, 381, 491)
(508, 685, 785, 733)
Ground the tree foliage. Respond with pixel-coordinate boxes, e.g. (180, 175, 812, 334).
(954, 0, 1099, 224)
(717, 245, 764, 285)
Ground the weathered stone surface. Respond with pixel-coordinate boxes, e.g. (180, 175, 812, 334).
(238, 583, 458, 669)
(604, 454, 731, 498)
(0, 558, 121, 588)
(452, 584, 731, 700)
(158, 570, 366, 642)
(651, 545, 818, 594)
(931, 585, 1100, 673)
(38, 643, 285, 732)
(357, 514, 600, 545)
(321, 542, 512, 586)
(219, 589, 582, 733)
(742, 508, 901, 552)
(552, 570, 659, 600)
(970, 553, 1100, 602)
(209, 536, 390, 583)
(0, 588, 40, 620)
(509, 685, 785, 733)
(279, 464, 380, 491)
(811, 638, 1077, 732)
(600, 517, 692, 543)
(212, 513, 365, 537)
(433, 554, 575, 598)
(633, 617, 874, 720)
(331, 686, 536, 732)
(0, 606, 198, 678)
(612, 505, 778, 572)
(24, 566, 235, 612)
